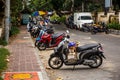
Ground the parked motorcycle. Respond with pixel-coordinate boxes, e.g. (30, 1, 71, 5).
(34, 27, 54, 47)
(37, 32, 65, 50)
(48, 36, 106, 69)
(90, 22, 109, 34)
(50, 19, 61, 24)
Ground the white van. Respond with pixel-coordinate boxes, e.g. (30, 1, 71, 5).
(74, 12, 94, 29)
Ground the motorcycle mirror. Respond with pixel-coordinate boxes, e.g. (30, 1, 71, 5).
(66, 30, 69, 33)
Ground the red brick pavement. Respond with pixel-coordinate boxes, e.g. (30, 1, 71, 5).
(6, 26, 41, 72)
(3, 26, 50, 80)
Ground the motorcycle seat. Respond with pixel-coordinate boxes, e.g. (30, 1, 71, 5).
(52, 33, 64, 39)
(76, 43, 98, 52)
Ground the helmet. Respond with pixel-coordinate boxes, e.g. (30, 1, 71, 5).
(68, 42, 76, 47)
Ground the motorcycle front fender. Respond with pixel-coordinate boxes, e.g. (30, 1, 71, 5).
(50, 53, 57, 57)
(50, 52, 64, 61)
(98, 52, 106, 59)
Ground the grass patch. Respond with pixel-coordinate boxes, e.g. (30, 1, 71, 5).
(0, 48, 10, 73)
(0, 48, 10, 72)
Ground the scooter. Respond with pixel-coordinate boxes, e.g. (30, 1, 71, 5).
(37, 32, 65, 50)
(90, 23, 109, 34)
(34, 26, 54, 46)
(48, 36, 106, 69)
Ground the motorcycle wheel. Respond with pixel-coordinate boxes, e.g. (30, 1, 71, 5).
(88, 55, 103, 68)
(34, 41, 39, 47)
(91, 29, 97, 34)
(105, 30, 109, 34)
(48, 56, 63, 69)
(37, 42, 46, 50)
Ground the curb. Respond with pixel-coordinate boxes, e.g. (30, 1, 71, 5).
(109, 29, 120, 35)
(29, 33, 50, 80)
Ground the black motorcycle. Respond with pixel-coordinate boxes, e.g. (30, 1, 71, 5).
(48, 38, 106, 69)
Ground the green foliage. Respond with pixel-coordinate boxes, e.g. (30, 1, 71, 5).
(0, 38, 8, 46)
(9, 26, 20, 36)
(74, 0, 82, 8)
(88, 3, 102, 12)
(63, 0, 72, 10)
(0, 48, 10, 72)
(50, 14, 66, 23)
(50, 14, 59, 21)
(28, 0, 52, 11)
(51, 0, 65, 11)
(11, 17, 18, 26)
(0, 77, 3, 80)
(107, 22, 120, 30)
(58, 16, 66, 23)
(11, 0, 23, 26)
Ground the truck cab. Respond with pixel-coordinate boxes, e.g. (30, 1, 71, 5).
(74, 12, 94, 29)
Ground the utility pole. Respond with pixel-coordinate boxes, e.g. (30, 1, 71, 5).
(71, 0, 74, 12)
(5, 0, 10, 43)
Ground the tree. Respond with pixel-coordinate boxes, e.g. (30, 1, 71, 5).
(50, 0, 66, 16)
(28, 0, 52, 11)
(113, 0, 120, 11)
(10, 0, 23, 26)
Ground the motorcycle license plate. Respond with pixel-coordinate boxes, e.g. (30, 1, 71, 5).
(68, 55, 74, 59)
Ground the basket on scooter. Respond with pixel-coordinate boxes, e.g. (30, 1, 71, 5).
(67, 42, 78, 63)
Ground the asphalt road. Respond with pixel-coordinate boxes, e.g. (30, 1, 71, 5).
(39, 24, 120, 80)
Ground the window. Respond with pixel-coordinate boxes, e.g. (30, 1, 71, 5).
(78, 16, 92, 20)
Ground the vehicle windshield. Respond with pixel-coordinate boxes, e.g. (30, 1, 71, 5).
(81, 16, 92, 20)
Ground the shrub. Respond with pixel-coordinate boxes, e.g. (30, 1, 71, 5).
(50, 14, 66, 23)
(57, 16, 66, 23)
(9, 26, 20, 36)
(0, 38, 8, 46)
(50, 14, 59, 21)
(107, 22, 120, 30)
(0, 48, 10, 72)
(0, 77, 3, 80)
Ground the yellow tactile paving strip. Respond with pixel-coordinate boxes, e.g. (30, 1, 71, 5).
(4, 72, 40, 80)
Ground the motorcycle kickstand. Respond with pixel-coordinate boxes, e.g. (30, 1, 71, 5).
(72, 65, 76, 70)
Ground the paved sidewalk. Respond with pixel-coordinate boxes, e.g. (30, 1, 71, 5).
(3, 26, 49, 80)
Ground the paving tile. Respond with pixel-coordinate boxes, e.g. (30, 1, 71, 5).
(4, 26, 47, 80)
(6, 26, 41, 72)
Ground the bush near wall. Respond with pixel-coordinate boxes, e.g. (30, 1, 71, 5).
(107, 22, 120, 30)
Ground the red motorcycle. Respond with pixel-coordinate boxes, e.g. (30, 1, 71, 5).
(37, 33, 65, 50)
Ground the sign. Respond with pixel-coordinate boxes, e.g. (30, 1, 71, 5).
(105, 0, 112, 8)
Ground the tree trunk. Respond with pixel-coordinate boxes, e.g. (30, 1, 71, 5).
(5, 0, 10, 43)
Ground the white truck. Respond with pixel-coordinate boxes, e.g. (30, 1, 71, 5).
(74, 12, 94, 29)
